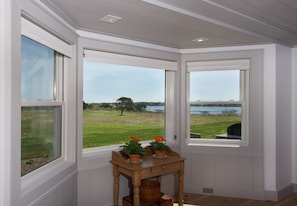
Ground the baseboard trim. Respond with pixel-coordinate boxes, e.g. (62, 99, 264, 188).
(265, 184, 294, 201)
(185, 184, 297, 201)
(184, 185, 265, 200)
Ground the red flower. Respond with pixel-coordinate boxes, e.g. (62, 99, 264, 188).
(130, 136, 141, 142)
(155, 136, 165, 143)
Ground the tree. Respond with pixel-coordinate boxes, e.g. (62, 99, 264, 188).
(116, 97, 134, 116)
(134, 102, 147, 112)
(83, 101, 89, 110)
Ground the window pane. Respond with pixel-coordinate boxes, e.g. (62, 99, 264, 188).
(190, 70, 240, 102)
(190, 104, 241, 139)
(189, 70, 241, 139)
(21, 107, 61, 176)
(21, 36, 55, 101)
(83, 61, 165, 148)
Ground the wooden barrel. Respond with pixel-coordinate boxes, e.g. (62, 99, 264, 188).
(140, 180, 161, 203)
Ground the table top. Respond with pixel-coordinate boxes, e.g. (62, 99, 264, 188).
(111, 150, 185, 171)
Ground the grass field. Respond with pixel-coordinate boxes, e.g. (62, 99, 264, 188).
(83, 110, 165, 148)
(190, 115, 241, 138)
(21, 109, 240, 175)
(82, 109, 241, 147)
(22, 109, 241, 154)
(21, 108, 58, 159)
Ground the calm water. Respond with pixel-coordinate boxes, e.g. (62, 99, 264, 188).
(146, 105, 241, 115)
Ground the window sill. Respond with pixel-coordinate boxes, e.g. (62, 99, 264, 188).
(80, 142, 149, 172)
(215, 134, 241, 139)
(186, 138, 244, 148)
(21, 159, 75, 196)
(83, 145, 121, 159)
(82, 141, 177, 159)
(82, 141, 153, 159)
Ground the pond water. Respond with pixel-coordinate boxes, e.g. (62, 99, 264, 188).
(146, 105, 241, 115)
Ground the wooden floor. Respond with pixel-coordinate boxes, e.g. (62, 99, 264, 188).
(173, 193, 297, 206)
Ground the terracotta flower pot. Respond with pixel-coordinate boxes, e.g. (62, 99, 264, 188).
(155, 150, 166, 158)
(128, 154, 141, 163)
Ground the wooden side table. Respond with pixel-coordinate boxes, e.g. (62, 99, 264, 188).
(111, 151, 185, 206)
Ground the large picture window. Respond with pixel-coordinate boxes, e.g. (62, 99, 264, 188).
(187, 59, 249, 146)
(83, 50, 177, 149)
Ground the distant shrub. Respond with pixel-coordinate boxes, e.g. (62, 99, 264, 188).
(221, 109, 238, 116)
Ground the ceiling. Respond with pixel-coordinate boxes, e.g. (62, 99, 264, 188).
(40, 0, 297, 49)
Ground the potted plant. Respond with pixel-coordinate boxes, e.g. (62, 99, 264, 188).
(150, 136, 171, 158)
(120, 136, 146, 163)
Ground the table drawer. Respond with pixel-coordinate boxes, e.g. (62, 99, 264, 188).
(151, 162, 180, 174)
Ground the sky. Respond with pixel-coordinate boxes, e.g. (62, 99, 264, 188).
(83, 61, 165, 103)
(83, 61, 240, 103)
(190, 70, 240, 102)
(21, 36, 55, 101)
(21, 36, 239, 104)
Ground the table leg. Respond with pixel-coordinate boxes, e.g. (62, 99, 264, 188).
(178, 173, 184, 205)
(132, 172, 141, 206)
(113, 165, 119, 206)
(178, 161, 185, 206)
(156, 176, 161, 184)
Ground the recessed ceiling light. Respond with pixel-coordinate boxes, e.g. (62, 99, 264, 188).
(192, 37, 209, 43)
(100, 15, 122, 24)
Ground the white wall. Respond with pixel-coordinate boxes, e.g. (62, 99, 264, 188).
(1, 1, 296, 205)
(0, 0, 21, 205)
(263, 44, 294, 200)
(77, 43, 290, 203)
(0, 0, 78, 205)
(180, 46, 267, 200)
(262, 45, 277, 193)
(292, 47, 297, 188)
(179, 44, 294, 201)
(275, 44, 292, 191)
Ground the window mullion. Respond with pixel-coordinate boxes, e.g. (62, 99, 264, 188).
(21, 101, 63, 107)
(54, 53, 64, 101)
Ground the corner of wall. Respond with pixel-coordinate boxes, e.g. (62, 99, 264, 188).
(292, 47, 297, 188)
(265, 184, 294, 201)
(294, 183, 297, 193)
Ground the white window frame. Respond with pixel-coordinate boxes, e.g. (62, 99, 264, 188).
(186, 59, 250, 147)
(82, 50, 178, 156)
(20, 18, 74, 189)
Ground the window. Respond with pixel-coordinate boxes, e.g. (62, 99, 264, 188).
(83, 50, 177, 150)
(187, 59, 249, 147)
(21, 18, 72, 176)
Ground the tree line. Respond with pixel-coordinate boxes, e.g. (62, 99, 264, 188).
(83, 97, 164, 116)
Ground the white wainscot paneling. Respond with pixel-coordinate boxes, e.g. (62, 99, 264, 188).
(78, 166, 130, 206)
(77, 161, 180, 206)
(30, 174, 77, 206)
(183, 153, 264, 200)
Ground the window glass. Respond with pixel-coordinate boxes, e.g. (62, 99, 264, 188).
(21, 107, 61, 176)
(190, 70, 240, 102)
(21, 36, 55, 101)
(83, 61, 165, 148)
(21, 35, 63, 176)
(188, 68, 246, 142)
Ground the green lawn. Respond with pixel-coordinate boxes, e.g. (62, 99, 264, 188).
(21, 109, 240, 175)
(21, 109, 56, 159)
(22, 109, 241, 156)
(83, 110, 164, 148)
(82, 110, 241, 147)
(190, 115, 241, 138)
